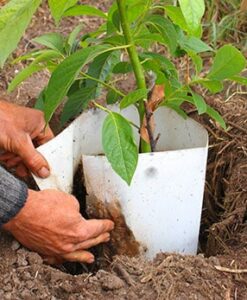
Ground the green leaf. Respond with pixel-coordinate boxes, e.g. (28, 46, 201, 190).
(166, 90, 192, 105)
(31, 49, 63, 63)
(165, 102, 187, 119)
(126, 0, 151, 23)
(165, 6, 188, 33)
(112, 61, 132, 74)
(67, 80, 81, 97)
(206, 106, 226, 130)
(192, 92, 207, 114)
(35, 88, 46, 111)
(12, 50, 46, 64)
(8, 49, 63, 92)
(189, 52, 203, 74)
(67, 24, 83, 51)
(33, 33, 64, 53)
(140, 52, 177, 71)
(134, 33, 167, 47)
(208, 45, 246, 81)
(179, 36, 212, 53)
(111, 9, 121, 31)
(44, 45, 112, 123)
(229, 75, 247, 86)
(104, 35, 125, 46)
(106, 90, 121, 104)
(178, 0, 205, 36)
(106, 2, 118, 34)
(102, 112, 138, 185)
(120, 89, 147, 109)
(48, 0, 77, 24)
(86, 50, 120, 97)
(145, 15, 178, 54)
(64, 5, 107, 19)
(195, 79, 224, 93)
(61, 87, 96, 125)
(8, 64, 44, 92)
(0, 0, 42, 67)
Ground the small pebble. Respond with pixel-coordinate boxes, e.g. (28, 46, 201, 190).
(11, 240, 21, 251)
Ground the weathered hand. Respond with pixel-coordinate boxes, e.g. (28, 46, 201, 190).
(3, 189, 114, 264)
(0, 100, 54, 178)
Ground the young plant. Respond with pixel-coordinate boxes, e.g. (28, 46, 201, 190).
(4, 0, 247, 185)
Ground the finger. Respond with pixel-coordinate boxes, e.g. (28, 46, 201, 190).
(6, 156, 22, 168)
(0, 152, 17, 161)
(74, 232, 110, 251)
(43, 256, 64, 265)
(43, 250, 95, 265)
(15, 163, 29, 177)
(15, 134, 50, 178)
(77, 219, 114, 242)
(62, 250, 95, 263)
(35, 126, 54, 146)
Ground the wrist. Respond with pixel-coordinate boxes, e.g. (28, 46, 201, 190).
(2, 188, 33, 231)
(0, 166, 28, 228)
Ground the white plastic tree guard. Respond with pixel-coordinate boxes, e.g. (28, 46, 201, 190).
(34, 106, 208, 259)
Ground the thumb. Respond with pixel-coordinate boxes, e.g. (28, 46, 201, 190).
(15, 134, 50, 178)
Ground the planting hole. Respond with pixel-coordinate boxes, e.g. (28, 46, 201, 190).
(61, 163, 141, 275)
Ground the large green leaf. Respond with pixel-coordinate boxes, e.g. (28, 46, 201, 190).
(44, 45, 112, 122)
(86, 50, 120, 97)
(144, 15, 178, 54)
(61, 86, 96, 125)
(64, 5, 107, 19)
(33, 33, 64, 53)
(165, 6, 188, 33)
(0, 0, 42, 67)
(48, 0, 77, 24)
(126, 0, 151, 23)
(207, 45, 246, 81)
(102, 112, 138, 185)
(120, 89, 147, 109)
(178, 0, 205, 36)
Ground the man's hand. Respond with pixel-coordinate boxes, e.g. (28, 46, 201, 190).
(3, 189, 114, 264)
(0, 100, 54, 178)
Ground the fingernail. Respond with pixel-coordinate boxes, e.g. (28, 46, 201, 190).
(38, 167, 50, 178)
(88, 257, 95, 264)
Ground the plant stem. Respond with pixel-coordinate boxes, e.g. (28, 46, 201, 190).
(93, 101, 140, 130)
(116, 0, 151, 153)
(80, 72, 125, 97)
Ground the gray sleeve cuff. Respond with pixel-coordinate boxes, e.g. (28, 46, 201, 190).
(0, 165, 28, 227)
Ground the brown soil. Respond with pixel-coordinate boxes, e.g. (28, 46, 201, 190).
(1, 229, 247, 300)
(0, 1, 247, 299)
(86, 194, 141, 257)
